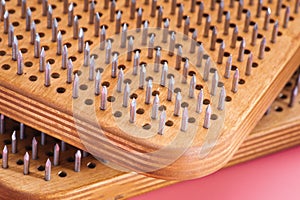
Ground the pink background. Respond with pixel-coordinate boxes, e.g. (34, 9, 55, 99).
(131, 146, 300, 200)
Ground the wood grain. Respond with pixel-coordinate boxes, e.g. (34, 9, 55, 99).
(0, 74, 299, 199)
(0, 0, 299, 180)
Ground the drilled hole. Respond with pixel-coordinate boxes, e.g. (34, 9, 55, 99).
(142, 124, 151, 130)
(47, 58, 55, 64)
(152, 91, 160, 96)
(192, 85, 202, 91)
(85, 40, 93, 45)
(123, 78, 132, 84)
(203, 54, 209, 59)
(8, 9, 15, 14)
(24, 61, 33, 67)
(95, 68, 104, 73)
(203, 99, 210, 105)
(91, 54, 99, 59)
(133, 48, 141, 53)
(34, 19, 40, 24)
(285, 82, 292, 88)
(85, 99, 93, 105)
(20, 48, 28, 53)
(167, 73, 174, 79)
(69, 56, 77, 62)
(275, 106, 283, 112)
(12, 21, 19, 27)
(75, 14, 82, 20)
(55, 17, 61, 23)
(42, 45, 49, 51)
(80, 84, 88, 90)
(38, 32, 45, 38)
(56, 87, 66, 94)
(16, 159, 24, 165)
(188, 71, 196, 76)
(87, 162, 96, 169)
(51, 73, 60, 79)
(161, 59, 168, 64)
(278, 93, 287, 100)
(64, 42, 72, 48)
(136, 108, 145, 114)
(217, 82, 224, 87)
(107, 38, 114, 43)
(2, 64, 10, 70)
(118, 65, 126, 70)
(229, 23, 236, 28)
(114, 111, 122, 118)
(130, 93, 138, 99)
(37, 165, 45, 171)
(101, 24, 109, 29)
(211, 114, 218, 120)
(102, 81, 110, 87)
(146, 76, 153, 81)
(165, 120, 174, 126)
(244, 49, 251, 54)
(265, 46, 271, 52)
(159, 105, 167, 111)
(139, 61, 147, 66)
(238, 79, 245, 84)
(224, 52, 230, 57)
(216, 38, 223, 43)
(174, 88, 181, 93)
(188, 117, 196, 123)
(225, 96, 232, 102)
(107, 96, 115, 102)
(237, 36, 243, 41)
(242, 9, 248, 13)
(181, 57, 188, 62)
(257, 33, 263, 39)
(210, 68, 217, 73)
(29, 75, 38, 82)
(58, 171, 67, 178)
(252, 62, 258, 68)
(181, 102, 189, 108)
(175, 43, 183, 49)
(82, 27, 88, 32)
(154, 46, 162, 52)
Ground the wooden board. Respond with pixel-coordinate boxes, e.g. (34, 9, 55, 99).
(0, 73, 299, 199)
(0, 0, 299, 180)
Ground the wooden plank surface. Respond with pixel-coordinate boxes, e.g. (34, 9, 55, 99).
(0, 0, 299, 180)
(0, 73, 299, 199)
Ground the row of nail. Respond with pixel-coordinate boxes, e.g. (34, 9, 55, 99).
(0, 0, 297, 134)
(2, 0, 294, 79)
(0, 119, 88, 181)
(0, 0, 291, 88)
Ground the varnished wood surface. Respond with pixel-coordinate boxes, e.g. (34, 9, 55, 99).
(0, 0, 299, 180)
(0, 74, 299, 199)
